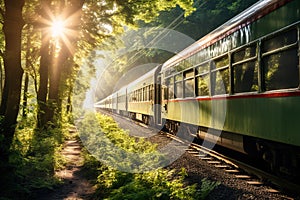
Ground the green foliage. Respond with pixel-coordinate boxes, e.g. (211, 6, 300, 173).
(78, 112, 165, 173)
(0, 115, 70, 199)
(143, 0, 259, 40)
(199, 178, 220, 199)
(79, 112, 219, 199)
(94, 0, 260, 101)
(99, 168, 198, 200)
(96, 114, 157, 154)
(112, 0, 195, 27)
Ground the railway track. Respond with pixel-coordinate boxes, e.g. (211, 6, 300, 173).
(162, 131, 300, 196)
(99, 110, 300, 197)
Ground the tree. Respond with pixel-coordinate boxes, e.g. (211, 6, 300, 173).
(34, 0, 195, 129)
(142, 0, 259, 40)
(0, 0, 25, 159)
(0, 0, 195, 154)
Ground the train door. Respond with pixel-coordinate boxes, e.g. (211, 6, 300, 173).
(116, 93, 118, 113)
(125, 88, 128, 114)
(154, 75, 162, 125)
(154, 65, 163, 125)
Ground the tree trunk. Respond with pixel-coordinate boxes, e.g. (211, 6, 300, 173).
(45, 0, 84, 126)
(0, 0, 25, 158)
(22, 72, 29, 118)
(37, 30, 50, 129)
(0, 57, 3, 101)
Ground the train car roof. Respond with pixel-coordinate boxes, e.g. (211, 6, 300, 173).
(162, 0, 292, 70)
(94, 93, 113, 106)
(127, 65, 160, 91)
(96, 65, 160, 104)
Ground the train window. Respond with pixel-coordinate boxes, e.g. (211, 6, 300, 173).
(196, 75, 209, 96)
(233, 45, 256, 63)
(196, 62, 210, 97)
(147, 86, 150, 101)
(262, 29, 297, 53)
(189, 54, 197, 66)
(163, 86, 169, 100)
(184, 70, 195, 98)
(149, 84, 154, 101)
(211, 68, 230, 95)
(184, 79, 194, 97)
(214, 55, 229, 69)
(186, 59, 193, 69)
(234, 61, 258, 93)
(175, 74, 183, 81)
(146, 86, 149, 101)
(174, 63, 185, 72)
(166, 78, 174, 99)
(144, 88, 146, 101)
(175, 82, 183, 98)
(135, 90, 138, 101)
(261, 28, 299, 91)
(196, 62, 209, 74)
(131, 93, 136, 102)
(211, 56, 230, 95)
(184, 70, 194, 79)
(175, 74, 183, 98)
(141, 89, 144, 101)
(140, 89, 142, 101)
(263, 48, 299, 91)
(139, 89, 142, 102)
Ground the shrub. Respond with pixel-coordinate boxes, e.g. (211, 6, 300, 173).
(79, 112, 219, 199)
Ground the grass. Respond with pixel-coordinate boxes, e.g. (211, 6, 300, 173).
(0, 117, 70, 199)
(78, 111, 220, 199)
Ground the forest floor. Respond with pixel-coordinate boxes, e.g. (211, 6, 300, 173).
(35, 115, 300, 200)
(37, 129, 95, 200)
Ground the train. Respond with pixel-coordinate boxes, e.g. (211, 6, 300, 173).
(95, 0, 300, 178)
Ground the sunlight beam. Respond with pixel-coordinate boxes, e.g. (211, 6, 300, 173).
(51, 19, 66, 38)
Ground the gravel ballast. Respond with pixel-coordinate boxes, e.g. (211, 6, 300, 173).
(106, 112, 299, 199)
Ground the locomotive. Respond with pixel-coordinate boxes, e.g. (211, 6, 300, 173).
(96, 0, 300, 178)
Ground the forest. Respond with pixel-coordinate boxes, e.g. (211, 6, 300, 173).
(0, 0, 258, 199)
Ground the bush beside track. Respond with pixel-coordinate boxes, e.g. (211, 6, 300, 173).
(78, 112, 219, 200)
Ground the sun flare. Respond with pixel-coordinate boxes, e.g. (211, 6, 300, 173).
(51, 20, 65, 37)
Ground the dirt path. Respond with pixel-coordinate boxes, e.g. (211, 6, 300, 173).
(39, 130, 95, 200)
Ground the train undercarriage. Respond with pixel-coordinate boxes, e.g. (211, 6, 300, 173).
(128, 111, 300, 182)
(101, 106, 300, 182)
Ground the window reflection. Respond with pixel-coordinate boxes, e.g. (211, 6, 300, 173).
(263, 49, 298, 91)
(234, 61, 258, 93)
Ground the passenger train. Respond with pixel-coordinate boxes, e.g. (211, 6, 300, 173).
(95, 0, 300, 178)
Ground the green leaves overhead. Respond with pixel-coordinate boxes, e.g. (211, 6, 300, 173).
(113, 0, 195, 25)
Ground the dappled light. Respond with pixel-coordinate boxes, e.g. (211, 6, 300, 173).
(1, 0, 300, 199)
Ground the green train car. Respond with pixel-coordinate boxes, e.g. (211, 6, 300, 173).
(96, 0, 300, 177)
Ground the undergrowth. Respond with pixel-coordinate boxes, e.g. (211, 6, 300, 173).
(0, 115, 70, 199)
(79, 112, 220, 199)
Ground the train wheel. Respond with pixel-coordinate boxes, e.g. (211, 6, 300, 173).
(177, 123, 197, 141)
(262, 148, 277, 173)
(148, 116, 154, 127)
(144, 115, 149, 125)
